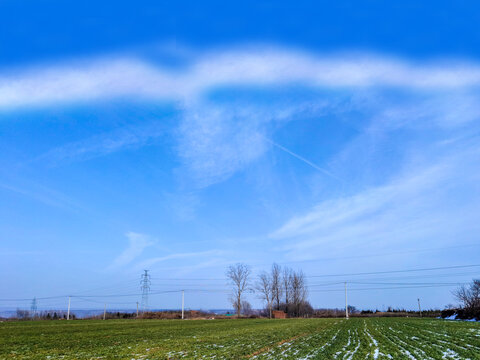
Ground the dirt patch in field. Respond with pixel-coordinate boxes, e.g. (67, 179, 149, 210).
(245, 333, 308, 358)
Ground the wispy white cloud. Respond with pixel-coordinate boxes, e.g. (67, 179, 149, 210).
(134, 249, 224, 271)
(109, 232, 155, 269)
(162, 191, 201, 221)
(0, 181, 84, 211)
(2, 47, 480, 111)
(270, 142, 480, 260)
(3, 45, 480, 190)
(176, 98, 342, 187)
(0, 58, 182, 109)
(176, 102, 269, 186)
(108, 231, 227, 275)
(39, 122, 165, 165)
(191, 48, 480, 89)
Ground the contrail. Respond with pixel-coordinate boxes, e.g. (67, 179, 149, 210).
(264, 137, 343, 182)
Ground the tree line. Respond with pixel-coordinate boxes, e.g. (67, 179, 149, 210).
(226, 263, 312, 318)
(449, 279, 480, 320)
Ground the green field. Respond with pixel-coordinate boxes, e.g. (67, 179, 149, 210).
(1, 318, 479, 359)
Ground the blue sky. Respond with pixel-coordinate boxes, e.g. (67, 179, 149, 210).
(1, 0, 480, 312)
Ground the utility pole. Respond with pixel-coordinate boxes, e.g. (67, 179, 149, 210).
(30, 297, 37, 319)
(103, 303, 106, 320)
(181, 290, 185, 320)
(345, 282, 349, 319)
(140, 270, 151, 313)
(417, 298, 422, 317)
(67, 296, 71, 320)
(136, 302, 139, 318)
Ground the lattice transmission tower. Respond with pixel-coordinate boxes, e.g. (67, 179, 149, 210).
(30, 297, 37, 319)
(140, 270, 151, 312)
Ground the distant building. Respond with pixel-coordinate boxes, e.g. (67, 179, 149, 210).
(273, 310, 287, 319)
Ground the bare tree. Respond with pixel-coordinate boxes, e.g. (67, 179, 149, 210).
(291, 270, 307, 317)
(256, 271, 273, 318)
(454, 279, 480, 310)
(282, 267, 293, 313)
(227, 263, 251, 317)
(241, 300, 253, 316)
(15, 309, 30, 319)
(271, 263, 283, 310)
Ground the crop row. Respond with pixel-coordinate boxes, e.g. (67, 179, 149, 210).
(1, 318, 479, 359)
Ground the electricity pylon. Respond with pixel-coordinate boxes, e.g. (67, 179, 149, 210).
(30, 297, 37, 319)
(140, 270, 151, 312)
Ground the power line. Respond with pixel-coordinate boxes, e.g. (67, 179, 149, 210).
(326, 270, 480, 282)
(0, 295, 66, 302)
(0, 281, 463, 307)
(309, 283, 465, 292)
(150, 264, 480, 281)
(307, 264, 480, 278)
(347, 281, 466, 286)
(71, 281, 141, 295)
(1, 264, 477, 303)
(73, 297, 139, 305)
(150, 277, 225, 281)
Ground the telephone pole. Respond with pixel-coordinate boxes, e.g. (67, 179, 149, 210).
(67, 296, 71, 320)
(345, 282, 349, 319)
(136, 302, 139, 318)
(181, 290, 185, 320)
(103, 303, 107, 320)
(417, 298, 422, 317)
(140, 270, 151, 313)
